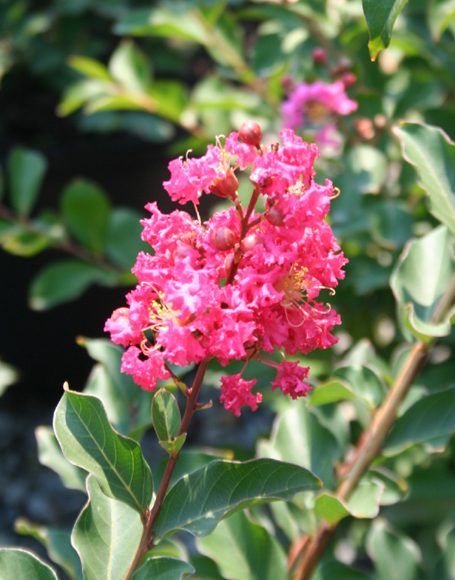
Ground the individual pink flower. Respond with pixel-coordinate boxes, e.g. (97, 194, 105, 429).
(121, 346, 170, 391)
(220, 374, 262, 416)
(272, 361, 310, 399)
(281, 80, 357, 148)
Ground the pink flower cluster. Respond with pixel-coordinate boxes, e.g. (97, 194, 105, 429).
(281, 80, 357, 149)
(105, 124, 347, 416)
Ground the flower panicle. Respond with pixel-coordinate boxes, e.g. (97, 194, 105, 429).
(105, 122, 347, 416)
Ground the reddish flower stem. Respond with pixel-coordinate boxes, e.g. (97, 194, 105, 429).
(125, 359, 209, 578)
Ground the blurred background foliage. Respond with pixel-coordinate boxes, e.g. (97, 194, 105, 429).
(1, 0, 455, 578)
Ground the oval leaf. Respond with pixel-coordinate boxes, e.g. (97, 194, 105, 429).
(0, 548, 57, 580)
(29, 259, 117, 310)
(390, 225, 455, 341)
(7, 148, 47, 216)
(385, 387, 455, 454)
(362, 0, 408, 61)
(72, 477, 142, 580)
(132, 557, 195, 580)
(394, 122, 455, 235)
(53, 389, 153, 513)
(60, 179, 111, 253)
(152, 389, 181, 443)
(35, 425, 86, 491)
(197, 510, 287, 580)
(109, 40, 152, 93)
(154, 458, 321, 538)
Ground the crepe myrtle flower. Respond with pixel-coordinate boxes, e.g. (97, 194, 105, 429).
(105, 122, 347, 415)
(281, 79, 358, 150)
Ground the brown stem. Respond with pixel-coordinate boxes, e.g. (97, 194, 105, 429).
(125, 359, 209, 578)
(291, 273, 455, 580)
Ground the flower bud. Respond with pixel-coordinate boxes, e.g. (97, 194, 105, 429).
(241, 233, 258, 252)
(210, 226, 236, 250)
(209, 169, 238, 199)
(312, 47, 327, 65)
(267, 205, 285, 226)
(238, 121, 262, 148)
(354, 118, 375, 141)
(341, 72, 357, 87)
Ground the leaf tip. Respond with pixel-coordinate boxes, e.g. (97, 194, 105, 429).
(63, 381, 70, 392)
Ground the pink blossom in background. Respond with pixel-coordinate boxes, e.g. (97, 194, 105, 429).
(105, 123, 347, 415)
(281, 80, 357, 149)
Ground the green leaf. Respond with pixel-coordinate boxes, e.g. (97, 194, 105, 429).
(7, 148, 47, 216)
(313, 560, 374, 580)
(114, 7, 208, 44)
(132, 557, 195, 580)
(390, 225, 455, 342)
(0, 359, 18, 397)
(385, 387, 455, 454)
(29, 260, 117, 310)
(196, 510, 287, 580)
(60, 179, 111, 253)
(152, 389, 181, 442)
(72, 477, 142, 580)
(105, 208, 145, 269)
(428, 0, 455, 41)
(58, 79, 108, 116)
(309, 379, 356, 406)
(0, 548, 57, 579)
(15, 519, 82, 580)
(53, 389, 153, 513)
(154, 458, 321, 538)
(314, 493, 350, 525)
(69, 55, 112, 81)
(80, 338, 154, 438)
(333, 366, 386, 410)
(362, 0, 408, 61)
(394, 122, 455, 235)
(367, 520, 421, 580)
(0, 223, 52, 257)
(35, 426, 86, 491)
(109, 40, 152, 93)
(347, 479, 384, 518)
(257, 399, 342, 486)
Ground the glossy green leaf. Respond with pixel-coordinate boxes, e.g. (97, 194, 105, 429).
(57, 79, 108, 116)
(367, 520, 421, 580)
(196, 510, 287, 580)
(15, 519, 82, 580)
(395, 122, 455, 235)
(0, 548, 57, 579)
(362, 0, 408, 60)
(152, 389, 181, 442)
(385, 387, 455, 454)
(7, 147, 47, 216)
(132, 557, 195, 580)
(257, 399, 342, 486)
(105, 208, 145, 269)
(69, 55, 112, 81)
(60, 179, 111, 253)
(35, 426, 86, 491)
(29, 260, 117, 310)
(72, 477, 142, 580)
(154, 458, 321, 538)
(109, 40, 152, 93)
(314, 493, 350, 525)
(390, 225, 455, 341)
(309, 379, 356, 406)
(80, 337, 154, 438)
(53, 389, 153, 513)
